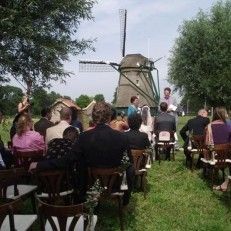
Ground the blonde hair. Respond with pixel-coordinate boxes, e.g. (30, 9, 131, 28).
(16, 113, 33, 136)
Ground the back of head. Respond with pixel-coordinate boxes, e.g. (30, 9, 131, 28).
(16, 113, 32, 136)
(60, 107, 72, 122)
(92, 101, 112, 124)
(128, 113, 142, 130)
(63, 126, 79, 143)
(212, 106, 227, 122)
(160, 102, 168, 112)
(41, 107, 51, 118)
(110, 107, 117, 121)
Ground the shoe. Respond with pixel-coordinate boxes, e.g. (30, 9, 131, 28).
(213, 185, 227, 192)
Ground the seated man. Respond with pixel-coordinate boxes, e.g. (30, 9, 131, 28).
(34, 107, 54, 139)
(124, 113, 150, 149)
(180, 109, 209, 164)
(154, 102, 176, 160)
(30, 102, 134, 205)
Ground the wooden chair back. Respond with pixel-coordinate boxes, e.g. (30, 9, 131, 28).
(88, 167, 122, 196)
(14, 149, 44, 169)
(213, 143, 231, 166)
(0, 198, 22, 230)
(0, 167, 27, 197)
(131, 149, 147, 172)
(36, 169, 72, 204)
(191, 135, 205, 152)
(37, 197, 88, 231)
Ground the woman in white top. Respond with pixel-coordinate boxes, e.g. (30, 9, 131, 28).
(139, 105, 154, 143)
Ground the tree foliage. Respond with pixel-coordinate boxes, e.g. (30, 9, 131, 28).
(168, 0, 231, 108)
(94, 94, 105, 102)
(75, 94, 92, 108)
(0, 0, 96, 94)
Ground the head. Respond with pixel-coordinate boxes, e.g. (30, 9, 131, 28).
(22, 95, 28, 103)
(110, 107, 117, 121)
(212, 107, 228, 123)
(130, 96, 139, 108)
(141, 106, 150, 125)
(16, 113, 33, 136)
(160, 102, 168, 112)
(92, 101, 112, 124)
(128, 113, 142, 130)
(164, 87, 171, 98)
(60, 107, 72, 124)
(41, 107, 52, 120)
(63, 126, 79, 143)
(198, 109, 208, 118)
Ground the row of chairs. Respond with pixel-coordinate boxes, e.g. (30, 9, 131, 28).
(0, 148, 153, 230)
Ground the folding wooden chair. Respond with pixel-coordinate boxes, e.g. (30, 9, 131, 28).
(0, 197, 37, 231)
(88, 167, 124, 230)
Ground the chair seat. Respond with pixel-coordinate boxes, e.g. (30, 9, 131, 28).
(225, 159, 231, 163)
(201, 158, 217, 165)
(188, 148, 198, 152)
(111, 192, 124, 196)
(157, 142, 175, 145)
(6, 185, 37, 199)
(228, 176, 231, 180)
(1, 214, 37, 231)
(37, 189, 74, 198)
(45, 215, 97, 231)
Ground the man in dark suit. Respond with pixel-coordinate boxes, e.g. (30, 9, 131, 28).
(124, 113, 150, 149)
(34, 107, 54, 139)
(154, 102, 176, 160)
(180, 109, 209, 164)
(30, 102, 134, 205)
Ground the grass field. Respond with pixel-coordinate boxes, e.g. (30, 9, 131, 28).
(1, 116, 231, 230)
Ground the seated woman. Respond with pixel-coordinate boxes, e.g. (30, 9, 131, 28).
(109, 107, 129, 132)
(124, 113, 150, 149)
(12, 113, 45, 152)
(139, 105, 154, 143)
(46, 126, 79, 160)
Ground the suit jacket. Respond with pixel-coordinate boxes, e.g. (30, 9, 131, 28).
(180, 116, 209, 143)
(154, 112, 176, 135)
(34, 117, 54, 138)
(123, 129, 150, 150)
(45, 120, 70, 144)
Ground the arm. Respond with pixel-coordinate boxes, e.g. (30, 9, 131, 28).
(18, 102, 30, 113)
(180, 122, 189, 142)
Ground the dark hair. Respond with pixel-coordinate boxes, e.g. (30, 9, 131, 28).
(130, 96, 138, 103)
(60, 107, 72, 121)
(128, 113, 142, 130)
(141, 106, 149, 125)
(111, 107, 117, 121)
(92, 102, 112, 124)
(160, 102, 168, 112)
(41, 107, 51, 117)
(212, 107, 227, 123)
(164, 87, 171, 93)
(70, 107, 78, 122)
(63, 126, 79, 143)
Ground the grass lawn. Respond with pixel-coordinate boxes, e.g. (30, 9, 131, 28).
(1, 116, 231, 230)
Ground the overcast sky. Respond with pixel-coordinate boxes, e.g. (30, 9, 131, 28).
(10, 0, 217, 102)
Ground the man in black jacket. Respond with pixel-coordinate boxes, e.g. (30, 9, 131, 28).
(180, 109, 209, 164)
(154, 102, 176, 160)
(30, 102, 134, 205)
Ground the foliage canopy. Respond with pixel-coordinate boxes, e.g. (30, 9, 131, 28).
(168, 0, 231, 108)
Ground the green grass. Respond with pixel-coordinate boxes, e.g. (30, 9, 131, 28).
(1, 116, 231, 230)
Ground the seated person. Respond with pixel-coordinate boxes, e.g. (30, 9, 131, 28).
(30, 102, 134, 205)
(110, 107, 129, 132)
(34, 107, 54, 139)
(180, 109, 209, 163)
(12, 113, 45, 152)
(124, 113, 150, 149)
(154, 102, 176, 160)
(46, 126, 79, 160)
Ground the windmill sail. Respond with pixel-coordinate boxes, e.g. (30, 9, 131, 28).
(119, 9, 127, 57)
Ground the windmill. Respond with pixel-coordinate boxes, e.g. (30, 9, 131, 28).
(79, 9, 160, 113)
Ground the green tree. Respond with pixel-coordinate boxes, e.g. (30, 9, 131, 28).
(0, 85, 23, 115)
(94, 94, 105, 102)
(75, 94, 92, 108)
(0, 0, 96, 94)
(168, 0, 231, 108)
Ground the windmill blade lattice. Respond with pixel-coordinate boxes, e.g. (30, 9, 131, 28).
(79, 60, 118, 72)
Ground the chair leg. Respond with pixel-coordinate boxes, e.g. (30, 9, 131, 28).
(118, 197, 124, 231)
(141, 173, 147, 199)
(31, 192, 36, 213)
(190, 153, 194, 171)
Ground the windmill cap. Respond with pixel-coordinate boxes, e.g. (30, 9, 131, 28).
(120, 54, 150, 69)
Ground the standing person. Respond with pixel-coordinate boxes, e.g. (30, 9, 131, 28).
(127, 96, 139, 118)
(45, 107, 71, 144)
(17, 95, 30, 114)
(34, 107, 54, 139)
(70, 107, 83, 133)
